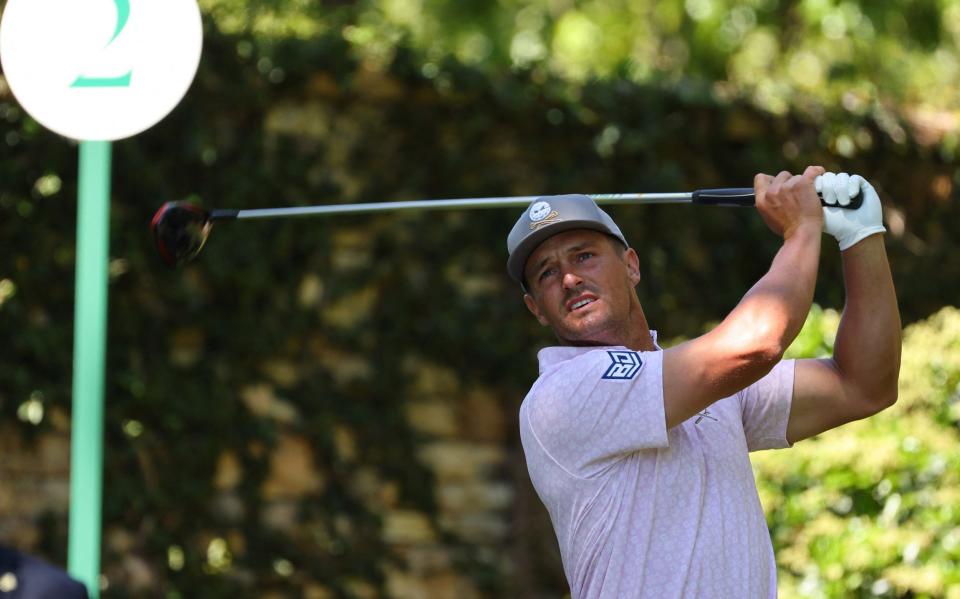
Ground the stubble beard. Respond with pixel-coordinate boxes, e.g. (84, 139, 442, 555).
(556, 285, 641, 347)
(556, 300, 628, 347)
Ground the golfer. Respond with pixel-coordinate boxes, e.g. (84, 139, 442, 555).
(507, 167, 900, 598)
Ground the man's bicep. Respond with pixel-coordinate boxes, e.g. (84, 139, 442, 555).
(663, 329, 780, 429)
(787, 357, 879, 443)
(662, 342, 717, 428)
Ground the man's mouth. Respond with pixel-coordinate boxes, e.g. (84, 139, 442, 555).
(567, 295, 598, 312)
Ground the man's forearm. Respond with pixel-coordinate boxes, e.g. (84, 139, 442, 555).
(739, 222, 822, 355)
(832, 234, 902, 406)
(661, 199, 822, 426)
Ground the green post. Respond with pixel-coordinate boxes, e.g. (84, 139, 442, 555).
(67, 140, 112, 599)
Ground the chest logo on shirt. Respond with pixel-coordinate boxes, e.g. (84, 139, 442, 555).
(601, 350, 642, 380)
(695, 409, 718, 424)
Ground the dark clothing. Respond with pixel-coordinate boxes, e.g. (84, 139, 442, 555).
(0, 546, 89, 599)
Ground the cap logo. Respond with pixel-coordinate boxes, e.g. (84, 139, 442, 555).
(528, 202, 561, 230)
(529, 211, 560, 230)
(529, 201, 552, 222)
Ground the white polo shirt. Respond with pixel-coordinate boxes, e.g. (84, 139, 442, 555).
(519, 337, 794, 599)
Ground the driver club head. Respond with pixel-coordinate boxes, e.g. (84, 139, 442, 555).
(150, 202, 213, 268)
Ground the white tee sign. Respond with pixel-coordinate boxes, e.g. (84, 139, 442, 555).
(0, 0, 203, 141)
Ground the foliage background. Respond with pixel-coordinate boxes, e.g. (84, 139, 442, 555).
(1, 0, 959, 597)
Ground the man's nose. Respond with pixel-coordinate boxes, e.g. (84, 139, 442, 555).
(562, 269, 583, 289)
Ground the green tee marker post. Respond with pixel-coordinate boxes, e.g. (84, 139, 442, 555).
(0, 1, 203, 596)
(67, 140, 112, 595)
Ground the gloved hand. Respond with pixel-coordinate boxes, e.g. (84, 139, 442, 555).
(815, 172, 886, 251)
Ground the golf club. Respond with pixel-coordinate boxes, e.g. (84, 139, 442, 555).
(150, 187, 862, 268)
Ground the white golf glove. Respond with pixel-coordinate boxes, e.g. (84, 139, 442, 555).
(815, 172, 886, 251)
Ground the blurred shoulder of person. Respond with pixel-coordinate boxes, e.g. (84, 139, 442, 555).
(0, 545, 89, 599)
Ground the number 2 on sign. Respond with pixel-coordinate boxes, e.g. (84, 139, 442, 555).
(71, 0, 133, 88)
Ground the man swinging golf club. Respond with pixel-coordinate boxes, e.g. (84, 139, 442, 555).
(508, 166, 901, 598)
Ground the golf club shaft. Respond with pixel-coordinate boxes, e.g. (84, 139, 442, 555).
(208, 187, 857, 221)
(210, 190, 733, 221)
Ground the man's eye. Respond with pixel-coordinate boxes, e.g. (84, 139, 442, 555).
(539, 267, 557, 281)
(577, 252, 594, 262)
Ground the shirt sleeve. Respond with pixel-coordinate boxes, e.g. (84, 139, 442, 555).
(525, 349, 669, 478)
(738, 359, 796, 452)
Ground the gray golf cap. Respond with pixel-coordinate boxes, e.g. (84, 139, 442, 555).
(506, 194, 628, 287)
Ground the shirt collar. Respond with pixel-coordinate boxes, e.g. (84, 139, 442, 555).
(537, 330, 660, 375)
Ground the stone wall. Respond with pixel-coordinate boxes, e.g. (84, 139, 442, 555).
(0, 376, 552, 597)
(0, 408, 73, 553)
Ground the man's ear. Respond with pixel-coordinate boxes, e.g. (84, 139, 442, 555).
(523, 293, 550, 326)
(624, 247, 641, 286)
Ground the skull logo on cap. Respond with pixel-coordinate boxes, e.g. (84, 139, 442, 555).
(529, 201, 552, 222)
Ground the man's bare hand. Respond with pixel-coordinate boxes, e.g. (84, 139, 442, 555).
(754, 166, 825, 239)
